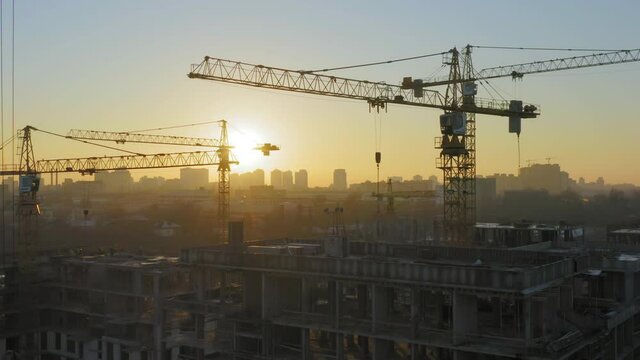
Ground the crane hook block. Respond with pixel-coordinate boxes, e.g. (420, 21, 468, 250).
(375, 151, 381, 165)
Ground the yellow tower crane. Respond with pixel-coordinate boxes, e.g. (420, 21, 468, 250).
(66, 120, 280, 243)
(187, 47, 640, 244)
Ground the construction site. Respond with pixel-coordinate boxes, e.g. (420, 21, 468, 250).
(2, 3, 640, 359)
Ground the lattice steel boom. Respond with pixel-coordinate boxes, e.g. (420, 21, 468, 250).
(66, 129, 220, 147)
(188, 57, 539, 118)
(420, 48, 640, 86)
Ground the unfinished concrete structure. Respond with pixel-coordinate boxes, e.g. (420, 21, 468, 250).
(4, 229, 640, 359)
(1, 254, 195, 360)
(177, 236, 640, 359)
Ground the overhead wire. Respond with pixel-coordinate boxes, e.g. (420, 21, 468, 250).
(126, 119, 222, 133)
(1, 0, 4, 265)
(34, 128, 146, 156)
(0, 134, 15, 150)
(11, 0, 15, 261)
(303, 50, 448, 73)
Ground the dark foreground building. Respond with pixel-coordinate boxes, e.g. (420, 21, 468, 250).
(2, 227, 640, 359)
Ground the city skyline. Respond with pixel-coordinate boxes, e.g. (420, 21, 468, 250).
(0, 1, 638, 187)
(35, 161, 636, 193)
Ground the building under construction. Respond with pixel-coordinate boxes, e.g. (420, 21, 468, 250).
(3, 222, 640, 360)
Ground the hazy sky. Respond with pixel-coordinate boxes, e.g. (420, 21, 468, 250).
(1, 0, 639, 186)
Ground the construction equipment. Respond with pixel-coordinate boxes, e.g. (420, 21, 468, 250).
(0, 125, 240, 263)
(254, 143, 280, 156)
(187, 47, 640, 244)
(66, 121, 279, 242)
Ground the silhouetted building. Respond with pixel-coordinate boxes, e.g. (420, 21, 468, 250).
(137, 176, 166, 191)
(476, 177, 497, 212)
(270, 169, 283, 188)
(295, 169, 308, 190)
(232, 169, 265, 189)
(489, 173, 521, 195)
(519, 163, 569, 194)
(94, 170, 133, 193)
(332, 169, 347, 191)
(180, 167, 209, 190)
(282, 170, 294, 190)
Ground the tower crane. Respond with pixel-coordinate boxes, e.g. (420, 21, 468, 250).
(187, 47, 640, 244)
(66, 120, 280, 242)
(0, 125, 239, 264)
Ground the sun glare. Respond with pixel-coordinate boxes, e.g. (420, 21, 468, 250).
(230, 131, 263, 170)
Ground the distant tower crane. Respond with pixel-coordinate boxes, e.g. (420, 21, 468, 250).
(188, 47, 640, 244)
(0, 124, 258, 263)
(67, 120, 279, 242)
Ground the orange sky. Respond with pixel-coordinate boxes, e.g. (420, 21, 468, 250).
(2, 1, 639, 187)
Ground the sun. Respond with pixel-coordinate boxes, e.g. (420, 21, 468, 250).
(230, 131, 263, 171)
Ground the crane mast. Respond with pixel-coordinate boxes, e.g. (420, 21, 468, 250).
(216, 120, 232, 243)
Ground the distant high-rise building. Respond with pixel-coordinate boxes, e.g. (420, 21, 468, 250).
(476, 177, 497, 209)
(412, 175, 423, 182)
(389, 176, 403, 183)
(596, 177, 605, 186)
(253, 169, 265, 186)
(428, 175, 438, 185)
(95, 170, 133, 193)
(295, 169, 308, 190)
(332, 169, 347, 191)
(519, 164, 568, 194)
(138, 176, 166, 191)
(282, 171, 294, 190)
(270, 169, 283, 188)
(180, 168, 209, 190)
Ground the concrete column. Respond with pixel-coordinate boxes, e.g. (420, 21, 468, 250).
(335, 281, 342, 329)
(301, 328, 310, 360)
(373, 339, 391, 360)
(491, 297, 502, 328)
(133, 271, 142, 296)
(372, 285, 389, 332)
(372, 285, 392, 360)
(357, 284, 368, 319)
(357, 335, 369, 357)
(453, 350, 476, 360)
(195, 314, 204, 340)
(336, 333, 344, 360)
(410, 343, 419, 360)
(301, 277, 312, 313)
(452, 292, 477, 345)
(410, 288, 420, 339)
(624, 271, 634, 305)
(523, 298, 532, 344)
(328, 280, 337, 317)
(193, 268, 205, 302)
(152, 275, 164, 360)
(262, 274, 277, 319)
(243, 271, 262, 317)
(425, 292, 445, 328)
